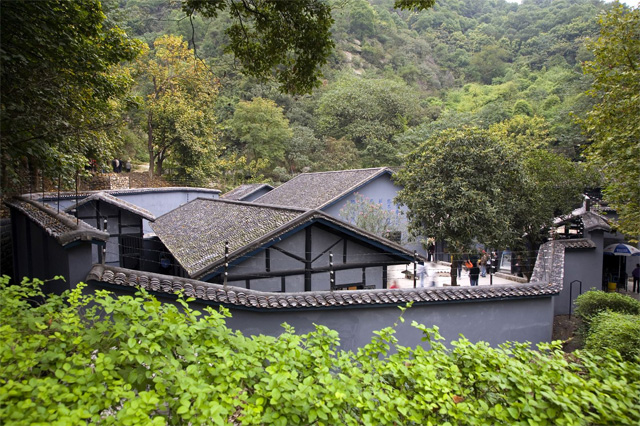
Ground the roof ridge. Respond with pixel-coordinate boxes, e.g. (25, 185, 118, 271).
(88, 264, 560, 310)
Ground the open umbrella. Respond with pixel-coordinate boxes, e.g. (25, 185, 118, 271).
(604, 243, 640, 285)
(604, 243, 640, 256)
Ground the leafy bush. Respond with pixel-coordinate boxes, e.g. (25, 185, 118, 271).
(574, 290, 640, 332)
(1, 276, 640, 425)
(585, 311, 640, 362)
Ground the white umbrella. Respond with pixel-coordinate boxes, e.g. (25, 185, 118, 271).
(604, 243, 640, 256)
(604, 243, 640, 283)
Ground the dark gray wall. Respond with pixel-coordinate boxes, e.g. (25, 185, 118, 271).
(321, 174, 425, 257)
(205, 294, 553, 352)
(224, 223, 401, 291)
(555, 232, 605, 315)
(10, 208, 95, 294)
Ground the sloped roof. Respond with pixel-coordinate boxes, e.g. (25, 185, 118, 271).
(150, 198, 417, 280)
(65, 191, 156, 221)
(88, 264, 560, 311)
(151, 199, 307, 278)
(253, 168, 393, 210)
(554, 204, 611, 233)
(36, 186, 220, 201)
(6, 197, 109, 246)
(221, 184, 274, 201)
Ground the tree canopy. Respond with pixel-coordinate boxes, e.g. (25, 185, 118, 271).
(395, 123, 591, 283)
(130, 34, 220, 184)
(394, 127, 522, 285)
(0, 0, 141, 192)
(581, 5, 640, 238)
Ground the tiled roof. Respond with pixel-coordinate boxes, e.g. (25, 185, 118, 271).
(530, 239, 590, 283)
(221, 184, 273, 201)
(581, 212, 611, 233)
(151, 199, 307, 278)
(151, 198, 418, 280)
(554, 206, 611, 233)
(65, 192, 156, 221)
(88, 264, 560, 311)
(5, 197, 109, 246)
(35, 186, 221, 201)
(559, 238, 596, 250)
(253, 168, 392, 210)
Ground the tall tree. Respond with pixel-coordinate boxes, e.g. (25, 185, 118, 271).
(227, 97, 293, 171)
(316, 75, 420, 165)
(581, 5, 640, 239)
(490, 116, 594, 278)
(0, 0, 141, 193)
(132, 35, 220, 183)
(394, 127, 523, 286)
(182, 0, 435, 94)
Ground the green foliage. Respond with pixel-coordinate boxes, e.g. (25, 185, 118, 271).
(394, 127, 523, 284)
(183, 0, 337, 94)
(581, 5, 640, 238)
(130, 34, 220, 184)
(227, 97, 293, 171)
(316, 74, 419, 166)
(585, 311, 640, 362)
(0, 0, 142, 193)
(1, 276, 640, 425)
(574, 290, 640, 333)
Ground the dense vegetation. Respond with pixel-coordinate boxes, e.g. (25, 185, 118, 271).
(1, 0, 637, 233)
(1, 277, 639, 425)
(574, 290, 640, 362)
(111, 0, 607, 177)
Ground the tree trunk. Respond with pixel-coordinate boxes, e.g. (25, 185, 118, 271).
(148, 111, 154, 178)
(450, 255, 459, 287)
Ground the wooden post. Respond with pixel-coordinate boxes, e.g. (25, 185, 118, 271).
(329, 251, 334, 291)
(223, 241, 229, 288)
(101, 219, 107, 264)
(413, 251, 417, 288)
(57, 175, 61, 213)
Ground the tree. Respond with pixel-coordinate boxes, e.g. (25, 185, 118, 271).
(581, 5, 640, 239)
(0, 0, 141, 193)
(490, 116, 594, 278)
(316, 75, 420, 165)
(132, 35, 220, 183)
(227, 97, 293, 171)
(394, 127, 523, 286)
(181, 1, 435, 94)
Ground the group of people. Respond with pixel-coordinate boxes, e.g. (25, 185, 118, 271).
(111, 158, 132, 173)
(457, 250, 498, 286)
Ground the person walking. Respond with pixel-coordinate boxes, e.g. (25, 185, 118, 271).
(633, 264, 640, 293)
(480, 250, 488, 277)
(469, 261, 480, 286)
(418, 262, 427, 287)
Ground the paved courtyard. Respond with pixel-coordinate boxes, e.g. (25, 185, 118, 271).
(388, 262, 524, 289)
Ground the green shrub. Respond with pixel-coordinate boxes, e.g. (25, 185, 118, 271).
(1, 276, 640, 425)
(585, 311, 640, 362)
(574, 290, 640, 332)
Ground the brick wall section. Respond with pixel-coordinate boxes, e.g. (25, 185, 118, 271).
(109, 175, 130, 190)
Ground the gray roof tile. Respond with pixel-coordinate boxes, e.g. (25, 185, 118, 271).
(6, 197, 109, 246)
(151, 198, 418, 280)
(253, 168, 392, 210)
(66, 191, 156, 221)
(221, 184, 274, 201)
(88, 264, 560, 310)
(151, 199, 306, 277)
